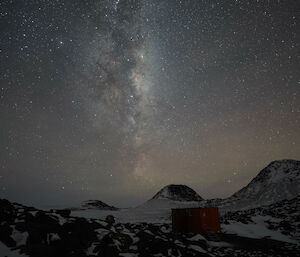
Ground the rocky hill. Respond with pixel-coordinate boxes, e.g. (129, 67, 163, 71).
(81, 200, 118, 210)
(151, 184, 203, 202)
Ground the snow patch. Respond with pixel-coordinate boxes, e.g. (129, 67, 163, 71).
(188, 244, 206, 253)
(119, 253, 138, 257)
(11, 226, 28, 246)
(188, 234, 207, 241)
(222, 215, 297, 244)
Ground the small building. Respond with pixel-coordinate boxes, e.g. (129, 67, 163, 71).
(172, 207, 221, 233)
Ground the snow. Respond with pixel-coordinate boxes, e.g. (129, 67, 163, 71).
(208, 241, 232, 247)
(71, 198, 202, 223)
(188, 244, 206, 253)
(121, 231, 140, 244)
(95, 228, 110, 240)
(188, 234, 207, 241)
(71, 209, 116, 219)
(129, 245, 138, 250)
(225, 160, 300, 210)
(174, 240, 185, 247)
(119, 253, 138, 257)
(11, 226, 28, 246)
(50, 213, 67, 225)
(67, 160, 300, 224)
(86, 243, 97, 256)
(71, 196, 299, 245)
(160, 225, 171, 233)
(152, 184, 203, 201)
(157, 187, 172, 198)
(48, 233, 60, 242)
(222, 215, 297, 244)
(29, 211, 38, 216)
(0, 241, 27, 257)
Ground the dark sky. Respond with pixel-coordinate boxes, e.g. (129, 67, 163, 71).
(0, 0, 299, 207)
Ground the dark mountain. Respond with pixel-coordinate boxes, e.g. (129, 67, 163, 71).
(230, 160, 299, 203)
(151, 184, 203, 202)
(81, 200, 118, 210)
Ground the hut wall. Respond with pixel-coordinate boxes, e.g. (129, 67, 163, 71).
(172, 207, 221, 233)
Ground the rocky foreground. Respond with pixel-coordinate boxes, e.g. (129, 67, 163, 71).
(1, 197, 300, 257)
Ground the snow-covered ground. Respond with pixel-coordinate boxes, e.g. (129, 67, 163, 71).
(1, 196, 299, 257)
(71, 198, 203, 223)
(222, 215, 297, 244)
(1, 160, 300, 256)
(221, 196, 300, 244)
(71, 196, 300, 246)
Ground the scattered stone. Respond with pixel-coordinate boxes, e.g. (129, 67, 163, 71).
(0, 198, 299, 257)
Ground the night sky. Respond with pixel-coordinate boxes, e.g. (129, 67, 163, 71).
(0, 0, 299, 207)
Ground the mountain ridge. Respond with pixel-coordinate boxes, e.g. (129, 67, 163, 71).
(151, 184, 203, 202)
(228, 159, 300, 204)
(81, 199, 118, 210)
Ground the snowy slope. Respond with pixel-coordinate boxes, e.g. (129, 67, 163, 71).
(221, 196, 300, 243)
(218, 159, 300, 211)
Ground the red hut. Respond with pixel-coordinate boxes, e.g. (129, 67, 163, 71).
(172, 207, 221, 233)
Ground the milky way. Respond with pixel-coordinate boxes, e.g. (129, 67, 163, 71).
(0, 0, 299, 207)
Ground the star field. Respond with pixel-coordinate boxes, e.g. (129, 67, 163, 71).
(0, 0, 299, 207)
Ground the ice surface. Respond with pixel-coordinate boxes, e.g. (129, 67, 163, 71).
(71, 198, 202, 223)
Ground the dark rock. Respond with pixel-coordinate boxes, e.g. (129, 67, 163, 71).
(112, 232, 133, 250)
(95, 234, 119, 257)
(53, 209, 71, 218)
(105, 215, 115, 225)
(82, 200, 118, 210)
(62, 218, 96, 250)
(0, 222, 16, 247)
(0, 199, 16, 223)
